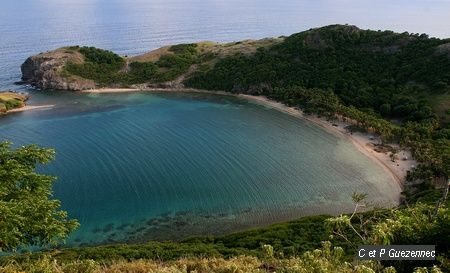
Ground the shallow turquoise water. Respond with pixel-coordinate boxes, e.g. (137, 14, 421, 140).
(0, 91, 399, 245)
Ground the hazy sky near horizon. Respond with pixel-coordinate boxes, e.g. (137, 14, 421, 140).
(1, 0, 450, 88)
(1, 0, 449, 39)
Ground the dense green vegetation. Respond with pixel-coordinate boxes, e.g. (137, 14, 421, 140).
(155, 44, 199, 81)
(0, 142, 79, 252)
(65, 44, 200, 86)
(65, 47, 125, 85)
(187, 25, 449, 123)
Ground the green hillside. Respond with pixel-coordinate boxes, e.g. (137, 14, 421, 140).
(186, 25, 450, 124)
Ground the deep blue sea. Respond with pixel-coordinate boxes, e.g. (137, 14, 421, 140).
(0, 0, 447, 245)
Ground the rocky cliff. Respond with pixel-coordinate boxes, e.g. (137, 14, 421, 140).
(21, 47, 96, 90)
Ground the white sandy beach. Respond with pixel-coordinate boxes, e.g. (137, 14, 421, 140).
(7, 104, 54, 113)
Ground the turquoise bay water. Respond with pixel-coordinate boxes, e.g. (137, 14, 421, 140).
(0, 91, 399, 245)
(0, 0, 443, 247)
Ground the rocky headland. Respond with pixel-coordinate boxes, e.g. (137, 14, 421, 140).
(21, 47, 96, 90)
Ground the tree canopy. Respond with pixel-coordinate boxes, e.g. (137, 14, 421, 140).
(0, 141, 78, 252)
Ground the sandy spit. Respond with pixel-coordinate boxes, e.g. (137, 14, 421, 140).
(7, 104, 54, 113)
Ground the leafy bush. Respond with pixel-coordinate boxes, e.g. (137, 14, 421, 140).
(79, 47, 124, 67)
(168, 43, 198, 55)
(3, 98, 23, 110)
(155, 43, 199, 81)
(127, 62, 158, 83)
(0, 142, 79, 252)
(326, 193, 450, 272)
(65, 47, 123, 85)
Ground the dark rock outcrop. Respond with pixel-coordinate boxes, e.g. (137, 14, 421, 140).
(21, 48, 96, 90)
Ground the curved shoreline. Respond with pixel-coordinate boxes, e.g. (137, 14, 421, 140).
(16, 87, 414, 200)
(81, 87, 415, 194)
(237, 94, 411, 188)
